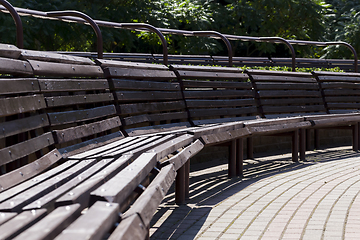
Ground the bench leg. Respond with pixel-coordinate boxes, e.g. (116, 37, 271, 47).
(236, 138, 244, 178)
(185, 159, 190, 199)
(292, 130, 299, 162)
(299, 129, 306, 161)
(352, 123, 359, 151)
(175, 164, 186, 205)
(228, 140, 237, 178)
(247, 137, 254, 160)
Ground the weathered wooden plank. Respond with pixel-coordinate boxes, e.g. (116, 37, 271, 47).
(38, 79, 109, 92)
(104, 67, 176, 80)
(172, 64, 244, 73)
(0, 79, 40, 94)
(107, 214, 147, 240)
(250, 74, 316, 83)
(320, 82, 360, 89)
(126, 122, 191, 136)
(256, 83, 319, 90)
(187, 99, 255, 108)
(316, 75, 360, 82)
(177, 70, 249, 80)
(96, 59, 168, 70)
(182, 80, 251, 89)
(0, 160, 78, 201)
(116, 91, 183, 101)
(326, 103, 360, 109)
(325, 96, 360, 103)
(323, 89, 360, 96)
(189, 106, 258, 118)
(119, 101, 186, 115)
(162, 140, 204, 170)
(0, 149, 62, 192)
(0, 57, 33, 75)
(0, 95, 46, 117)
(54, 116, 121, 144)
(201, 128, 251, 145)
(0, 113, 49, 140)
(248, 121, 312, 135)
(54, 201, 119, 240)
(48, 105, 116, 126)
(0, 160, 95, 212)
(0, 209, 47, 240)
(148, 134, 194, 161)
(90, 152, 157, 206)
(125, 164, 176, 227)
(0, 212, 17, 225)
(55, 155, 133, 208)
(45, 93, 114, 107)
(21, 50, 95, 65)
(313, 71, 360, 78)
(262, 105, 326, 114)
(123, 112, 188, 126)
(184, 90, 253, 99)
(308, 115, 360, 127)
(258, 90, 321, 98)
(111, 79, 180, 91)
(0, 44, 21, 59)
(13, 204, 82, 240)
(188, 121, 245, 138)
(28, 60, 104, 77)
(261, 98, 324, 106)
(0, 132, 55, 166)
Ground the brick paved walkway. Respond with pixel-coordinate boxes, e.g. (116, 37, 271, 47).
(150, 147, 360, 240)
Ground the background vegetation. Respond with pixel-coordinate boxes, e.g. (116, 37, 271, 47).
(0, 0, 359, 59)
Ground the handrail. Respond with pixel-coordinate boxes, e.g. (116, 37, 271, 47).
(46, 11, 103, 59)
(0, 0, 23, 48)
(287, 40, 358, 72)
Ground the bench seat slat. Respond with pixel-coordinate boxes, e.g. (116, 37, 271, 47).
(261, 98, 324, 105)
(0, 57, 33, 76)
(21, 50, 95, 65)
(54, 201, 119, 240)
(39, 79, 109, 92)
(0, 95, 46, 117)
(123, 112, 188, 126)
(0, 44, 21, 59)
(250, 75, 316, 83)
(321, 82, 360, 89)
(116, 91, 183, 101)
(256, 83, 319, 90)
(0, 79, 40, 94)
(111, 79, 180, 91)
(187, 99, 256, 108)
(258, 90, 321, 98)
(55, 155, 133, 208)
(0, 132, 55, 166)
(262, 105, 326, 114)
(0, 212, 17, 225)
(182, 80, 251, 89)
(184, 90, 253, 99)
(190, 106, 258, 118)
(13, 204, 82, 240)
(177, 70, 248, 80)
(0, 160, 95, 212)
(0, 209, 47, 240)
(119, 101, 186, 114)
(104, 67, 176, 80)
(0, 149, 62, 192)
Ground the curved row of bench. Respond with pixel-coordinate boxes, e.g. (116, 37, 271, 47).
(1, 43, 360, 239)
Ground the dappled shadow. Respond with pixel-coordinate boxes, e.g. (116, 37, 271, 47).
(150, 146, 359, 239)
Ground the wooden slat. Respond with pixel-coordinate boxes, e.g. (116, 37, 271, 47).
(316, 75, 360, 82)
(201, 128, 251, 145)
(123, 112, 188, 126)
(0, 44, 21, 59)
(162, 140, 204, 170)
(323, 89, 360, 96)
(0, 212, 17, 225)
(320, 82, 360, 89)
(38, 79, 109, 92)
(126, 122, 191, 136)
(48, 105, 116, 126)
(45, 93, 114, 107)
(189, 106, 258, 118)
(111, 79, 180, 91)
(0, 149, 62, 192)
(0, 132, 55, 166)
(250, 74, 316, 83)
(256, 83, 319, 90)
(258, 90, 321, 98)
(0, 160, 95, 212)
(188, 121, 244, 138)
(21, 50, 95, 65)
(0, 209, 47, 240)
(54, 116, 121, 144)
(0, 160, 78, 201)
(171, 64, 244, 73)
(90, 152, 157, 205)
(0, 79, 40, 95)
(0, 113, 49, 139)
(0, 95, 46, 117)
(116, 91, 183, 101)
(0, 57, 33, 76)
(119, 101, 186, 115)
(187, 99, 255, 108)
(248, 121, 312, 135)
(184, 90, 253, 99)
(13, 204, 82, 240)
(104, 67, 176, 80)
(124, 164, 176, 227)
(55, 154, 133, 208)
(262, 105, 326, 114)
(54, 201, 119, 240)
(182, 80, 251, 88)
(177, 70, 248, 80)
(96, 59, 169, 70)
(327, 103, 360, 109)
(107, 214, 147, 240)
(28, 60, 104, 77)
(325, 96, 360, 103)
(261, 98, 324, 105)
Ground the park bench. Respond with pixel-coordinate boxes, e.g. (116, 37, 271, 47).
(1, 42, 360, 239)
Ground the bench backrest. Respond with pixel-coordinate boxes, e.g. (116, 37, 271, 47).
(246, 69, 327, 118)
(313, 71, 360, 114)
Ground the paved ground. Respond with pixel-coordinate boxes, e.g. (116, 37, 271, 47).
(149, 146, 360, 240)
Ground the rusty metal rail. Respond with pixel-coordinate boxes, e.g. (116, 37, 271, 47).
(0, 2, 358, 71)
